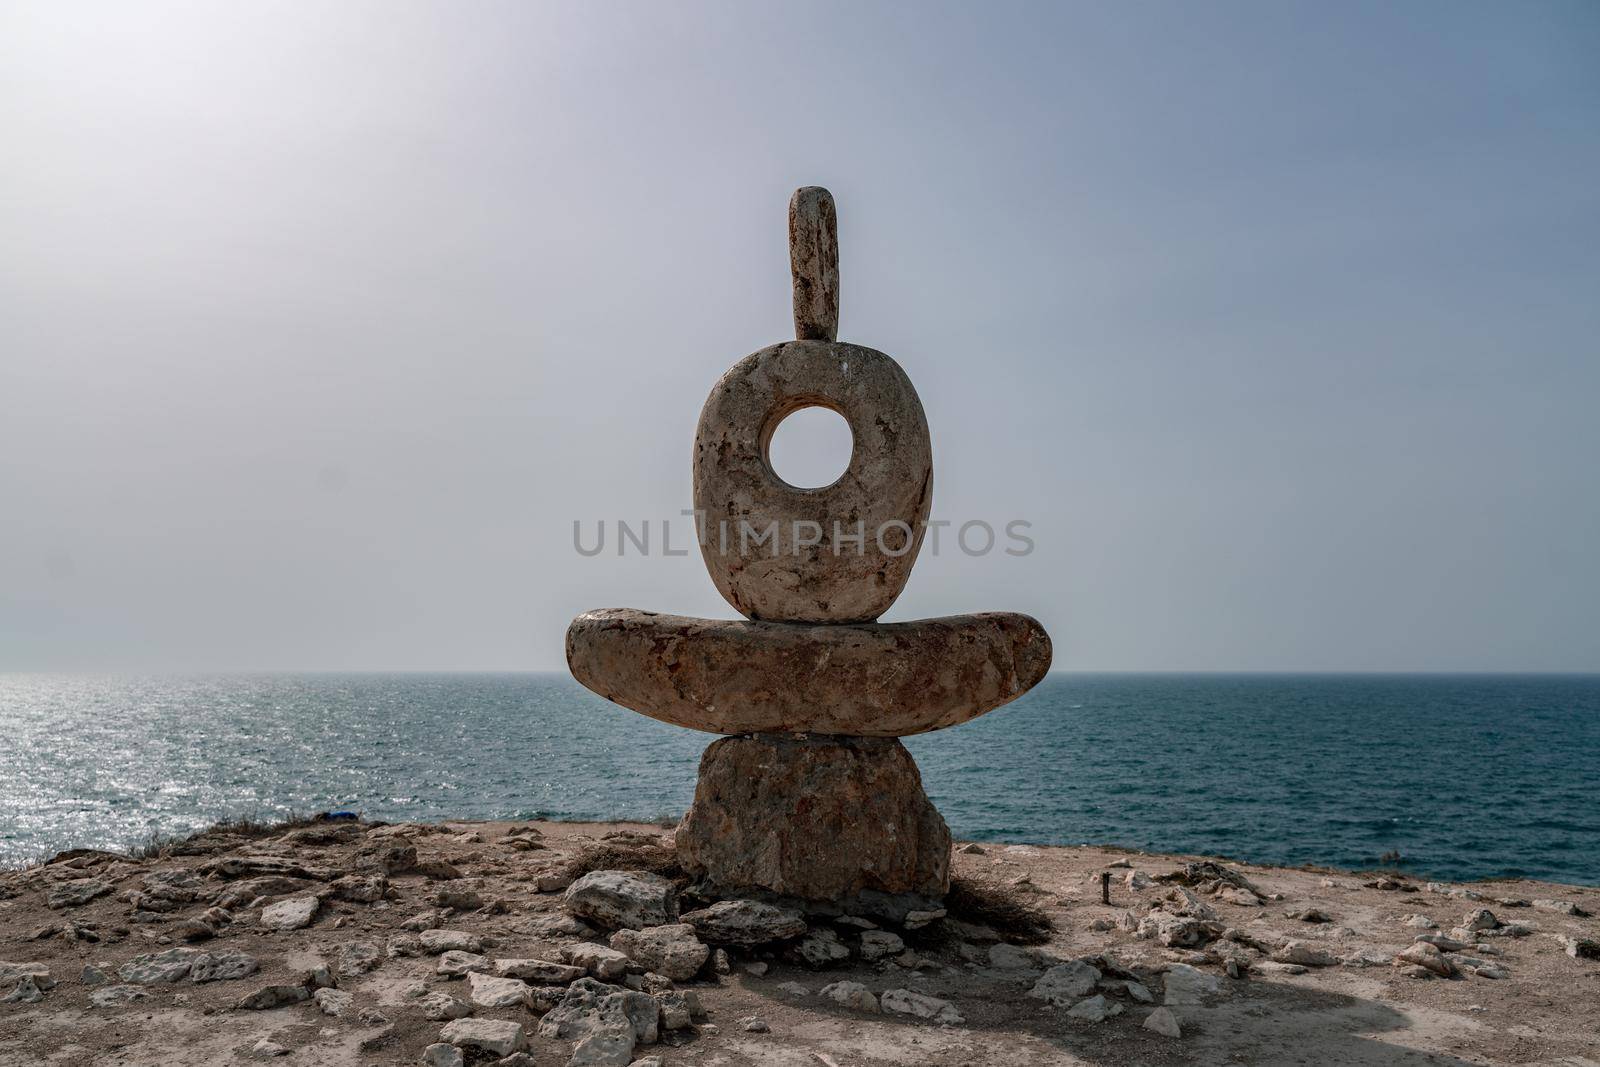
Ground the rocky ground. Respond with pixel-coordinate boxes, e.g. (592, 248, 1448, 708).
(2, 818, 1598, 1066)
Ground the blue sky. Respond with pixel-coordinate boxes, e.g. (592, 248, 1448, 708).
(2, 1, 1597, 670)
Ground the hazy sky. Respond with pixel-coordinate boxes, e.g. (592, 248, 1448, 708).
(3, 1, 1597, 672)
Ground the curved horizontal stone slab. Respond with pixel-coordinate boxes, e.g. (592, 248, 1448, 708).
(565, 608, 1051, 737)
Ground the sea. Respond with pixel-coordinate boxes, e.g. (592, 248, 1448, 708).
(2, 673, 1596, 885)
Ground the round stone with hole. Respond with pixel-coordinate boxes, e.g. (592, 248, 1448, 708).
(692, 339, 933, 623)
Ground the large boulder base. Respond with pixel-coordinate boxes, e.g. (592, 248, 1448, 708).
(677, 734, 950, 907)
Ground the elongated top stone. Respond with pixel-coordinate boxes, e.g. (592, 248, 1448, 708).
(789, 186, 839, 341)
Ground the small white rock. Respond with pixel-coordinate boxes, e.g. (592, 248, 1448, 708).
(1143, 1005, 1182, 1038)
(259, 895, 319, 932)
(1066, 994, 1123, 1023)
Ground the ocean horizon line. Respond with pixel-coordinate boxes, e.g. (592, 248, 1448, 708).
(4, 667, 1599, 679)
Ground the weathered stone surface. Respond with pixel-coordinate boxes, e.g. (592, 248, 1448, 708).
(607, 989, 661, 1044)
(609, 925, 708, 982)
(2, 976, 44, 1003)
(47, 878, 113, 909)
(259, 895, 318, 931)
(493, 958, 586, 984)
(439, 1017, 526, 1056)
(569, 1016, 636, 1066)
(211, 876, 314, 910)
(789, 186, 839, 342)
(236, 983, 311, 1009)
(189, 950, 258, 983)
(199, 856, 334, 881)
(1161, 964, 1222, 1005)
(420, 929, 483, 954)
(0, 962, 54, 989)
(538, 979, 645, 1049)
(988, 943, 1042, 972)
(566, 610, 1050, 736)
(678, 734, 950, 903)
(301, 963, 336, 989)
(880, 988, 964, 1024)
(1396, 942, 1456, 977)
(466, 971, 530, 1009)
(1143, 1005, 1182, 1038)
(330, 874, 389, 903)
(134, 869, 204, 910)
(820, 980, 880, 1012)
(337, 941, 381, 976)
(119, 949, 202, 984)
(691, 339, 932, 624)
(312, 987, 353, 1016)
(1137, 912, 1223, 948)
(858, 930, 905, 961)
(563, 870, 678, 930)
(790, 927, 851, 968)
(1066, 994, 1123, 1023)
(1029, 961, 1100, 1006)
(655, 989, 703, 1030)
(419, 991, 472, 1020)
(1271, 941, 1339, 968)
(561, 943, 632, 980)
(436, 950, 490, 978)
(680, 900, 808, 947)
(89, 984, 150, 1007)
(421, 1043, 463, 1067)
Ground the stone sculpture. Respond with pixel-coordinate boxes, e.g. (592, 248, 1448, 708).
(567, 187, 1051, 918)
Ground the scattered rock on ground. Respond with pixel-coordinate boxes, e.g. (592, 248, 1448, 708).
(236, 983, 312, 1009)
(89, 984, 150, 1007)
(563, 870, 678, 930)
(1162, 963, 1222, 1005)
(680, 900, 808, 946)
(47, 878, 114, 910)
(189, 949, 259, 983)
(420, 929, 484, 954)
(609, 924, 709, 981)
(119, 948, 202, 984)
(1144, 1005, 1182, 1038)
(881, 988, 964, 1025)
(821, 980, 880, 1011)
(1029, 961, 1101, 1005)
(790, 927, 851, 968)
(436, 950, 490, 978)
(857, 929, 904, 961)
(260, 895, 319, 931)
(561, 942, 632, 980)
(494, 957, 586, 983)
(313, 987, 354, 1016)
(421, 1043, 464, 1067)
(1396, 942, 1456, 977)
(420, 990, 473, 1020)
(466, 971, 532, 1009)
(439, 1017, 527, 1057)
(1272, 941, 1339, 967)
(1066, 993, 1123, 1023)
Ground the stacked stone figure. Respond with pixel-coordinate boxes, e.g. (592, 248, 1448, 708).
(568, 188, 1051, 919)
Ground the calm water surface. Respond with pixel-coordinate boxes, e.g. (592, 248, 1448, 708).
(2, 673, 1596, 883)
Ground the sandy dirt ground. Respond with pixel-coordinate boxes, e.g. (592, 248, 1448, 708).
(2, 818, 1597, 1067)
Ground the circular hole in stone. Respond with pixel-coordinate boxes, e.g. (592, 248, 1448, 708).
(766, 405, 854, 489)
